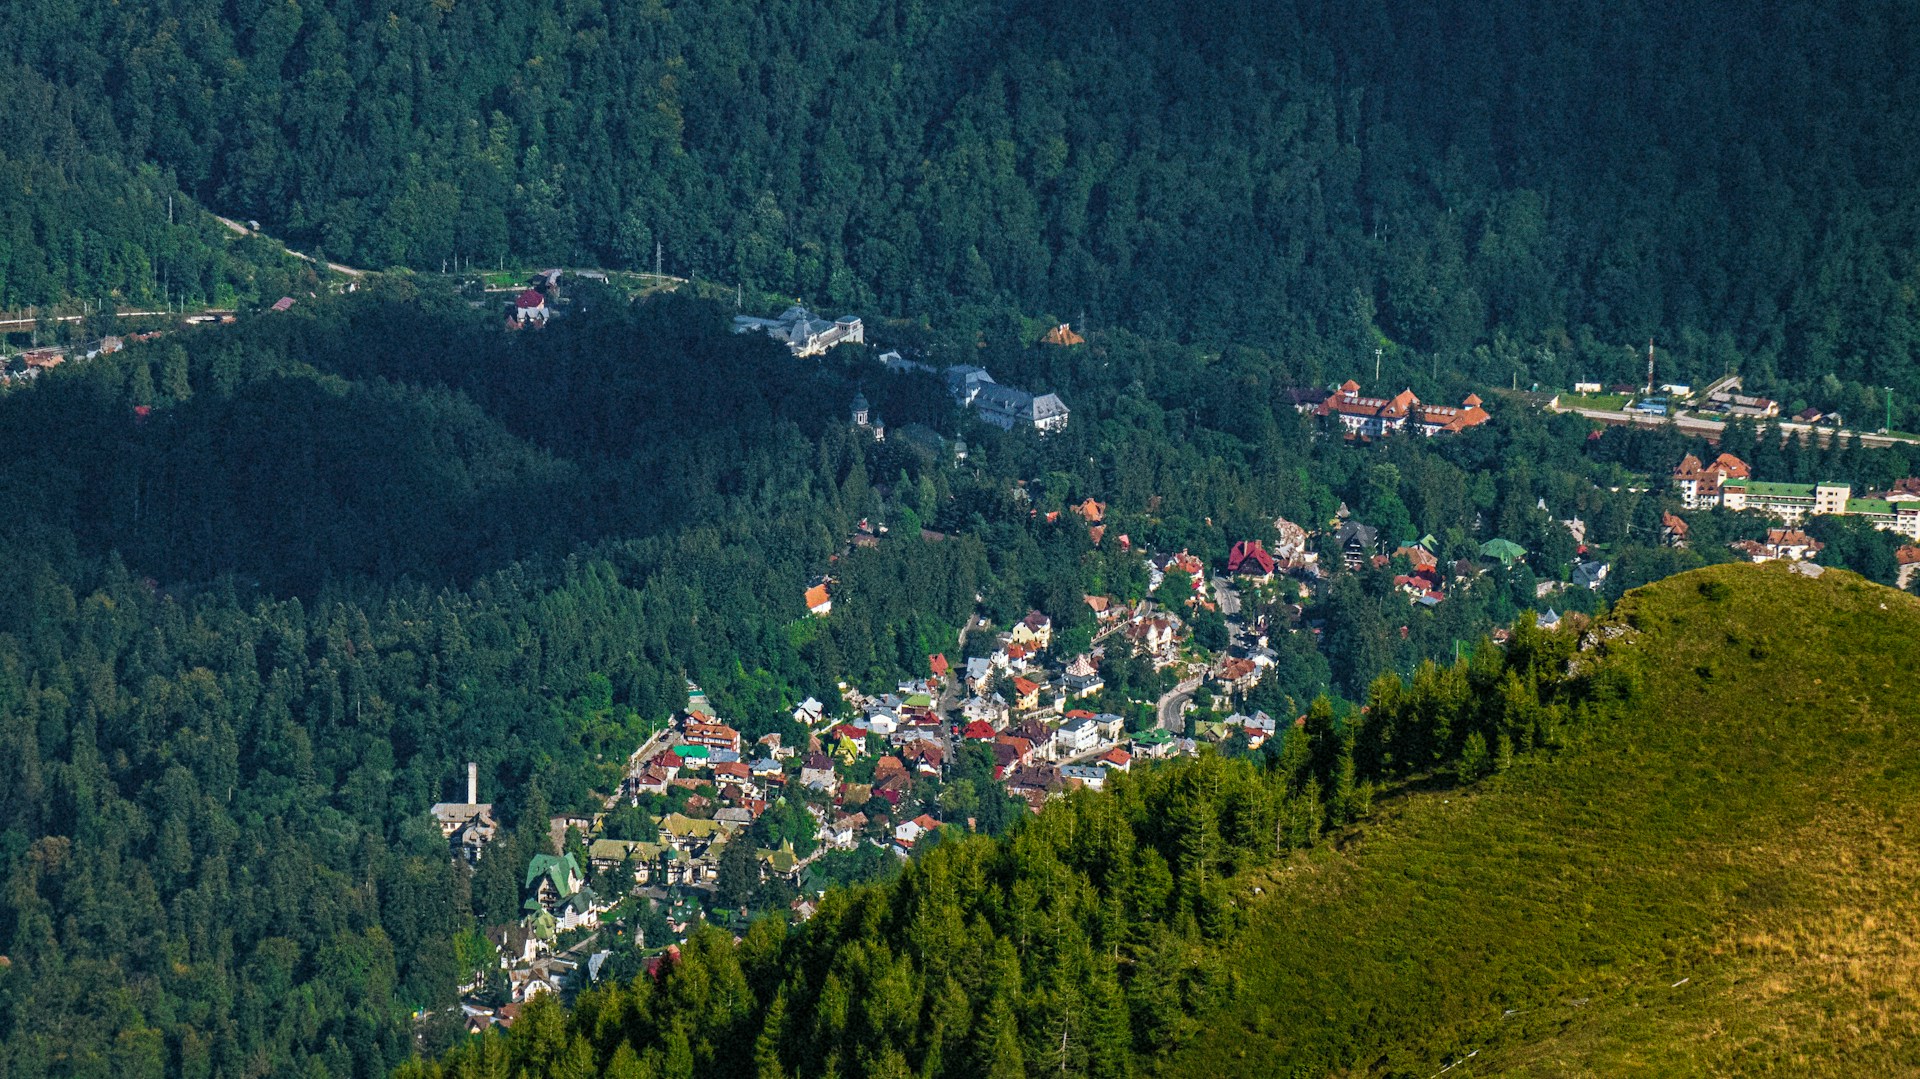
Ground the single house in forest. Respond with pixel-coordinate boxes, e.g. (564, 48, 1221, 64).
(805, 582, 832, 616)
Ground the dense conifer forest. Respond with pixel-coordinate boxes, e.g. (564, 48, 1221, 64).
(3, 1, 1920, 1076)
(5, 0, 1920, 416)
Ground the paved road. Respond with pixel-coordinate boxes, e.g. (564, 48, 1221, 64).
(1212, 577, 1241, 617)
(1155, 676, 1202, 735)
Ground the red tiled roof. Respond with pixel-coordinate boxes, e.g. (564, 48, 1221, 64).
(516, 288, 545, 308)
(1228, 539, 1276, 576)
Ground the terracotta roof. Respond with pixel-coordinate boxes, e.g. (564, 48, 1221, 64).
(805, 583, 831, 610)
(1228, 539, 1276, 576)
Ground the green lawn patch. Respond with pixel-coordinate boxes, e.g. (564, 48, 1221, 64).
(1157, 563, 1920, 1077)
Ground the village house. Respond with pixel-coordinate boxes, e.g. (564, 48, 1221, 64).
(1063, 653, 1104, 698)
(1084, 594, 1121, 623)
(992, 735, 1034, 777)
(805, 581, 833, 616)
(683, 720, 741, 755)
(523, 853, 598, 933)
(1010, 676, 1043, 713)
(1271, 515, 1317, 571)
(1005, 764, 1065, 809)
(1147, 549, 1208, 595)
(1011, 610, 1054, 650)
(658, 813, 741, 852)
(1570, 559, 1610, 590)
(961, 693, 1010, 730)
(1057, 716, 1099, 757)
(1897, 546, 1920, 589)
(1131, 727, 1176, 758)
(1014, 717, 1059, 761)
(1214, 656, 1261, 695)
(1123, 613, 1183, 667)
(1732, 528, 1824, 563)
(1041, 323, 1085, 346)
(1662, 511, 1691, 548)
(1060, 764, 1107, 791)
(892, 813, 943, 856)
(1227, 539, 1277, 581)
(1336, 521, 1381, 569)
(1240, 711, 1278, 748)
(820, 811, 866, 850)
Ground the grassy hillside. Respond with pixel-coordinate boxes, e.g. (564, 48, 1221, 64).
(1160, 561, 1920, 1077)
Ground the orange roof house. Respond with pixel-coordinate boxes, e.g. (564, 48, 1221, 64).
(1042, 323, 1085, 346)
(805, 583, 832, 616)
(1308, 381, 1491, 437)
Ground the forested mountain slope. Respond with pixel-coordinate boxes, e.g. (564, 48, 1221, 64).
(1167, 562, 1920, 1076)
(7, 0, 1920, 406)
(0, 63, 312, 312)
(400, 563, 1920, 1078)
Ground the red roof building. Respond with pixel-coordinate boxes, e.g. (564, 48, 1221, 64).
(1305, 381, 1491, 437)
(1227, 539, 1277, 577)
(962, 720, 998, 741)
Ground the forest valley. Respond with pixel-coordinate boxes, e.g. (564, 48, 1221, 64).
(0, 1, 1917, 1076)
(0, 281, 1917, 1077)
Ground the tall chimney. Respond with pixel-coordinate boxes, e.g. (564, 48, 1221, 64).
(468, 761, 479, 805)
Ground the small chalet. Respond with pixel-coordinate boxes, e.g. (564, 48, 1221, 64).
(1010, 676, 1042, 712)
(1662, 511, 1690, 548)
(1227, 539, 1277, 580)
(805, 582, 833, 616)
(509, 289, 548, 327)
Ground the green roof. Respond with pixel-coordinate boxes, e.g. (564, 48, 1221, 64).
(675, 743, 711, 759)
(525, 852, 583, 895)
(1133, 728, 1173, 745)
(1847, 498, 1895, 515)
(905, 693, 933, 708)
(1479, 538, 1528, 563)
(1729, 480, 1815, 498)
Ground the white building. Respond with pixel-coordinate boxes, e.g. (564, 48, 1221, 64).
(733, 305, 865, 357)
